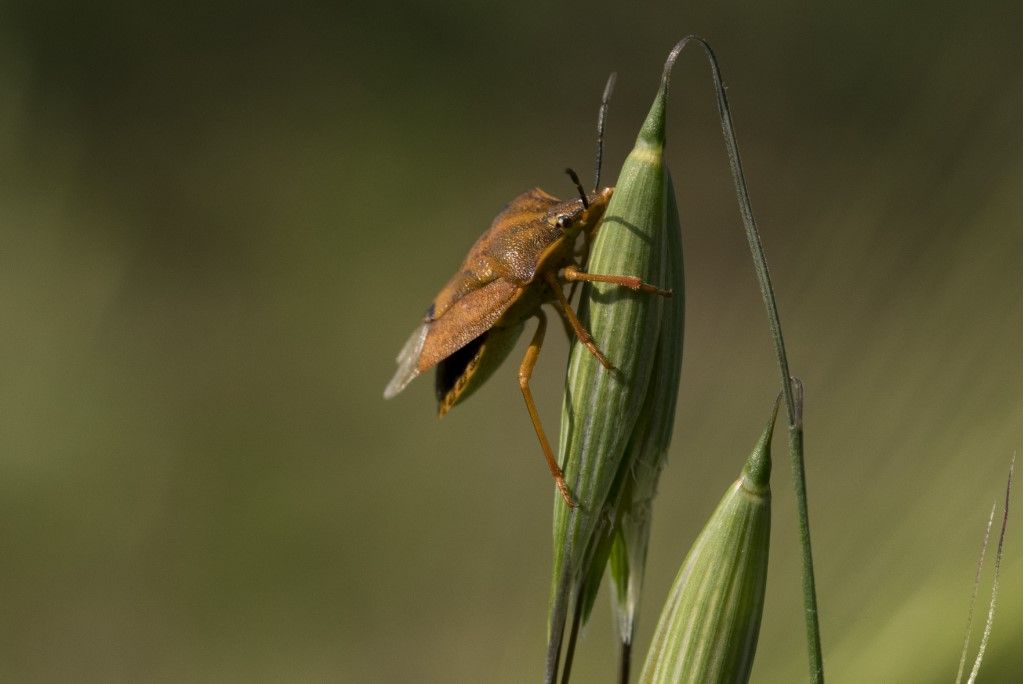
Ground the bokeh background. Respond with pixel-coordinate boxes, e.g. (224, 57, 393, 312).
(1, 2, 1019, 682)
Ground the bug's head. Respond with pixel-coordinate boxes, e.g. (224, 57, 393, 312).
(550, 168, 614, 234)
(546, 186, 614, 235)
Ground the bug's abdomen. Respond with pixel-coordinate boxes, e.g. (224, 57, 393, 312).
(435, 332, 487, 403)
(436, 321, 526, 416)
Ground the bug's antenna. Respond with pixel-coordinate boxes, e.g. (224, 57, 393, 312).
(565, 168, 588, 208)
(593, 72, 617, 192)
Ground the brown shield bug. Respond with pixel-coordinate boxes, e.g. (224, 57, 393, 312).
(384, 75, 670, 506)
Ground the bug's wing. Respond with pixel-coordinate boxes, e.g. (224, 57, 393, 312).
(418, 278, 521, 372)
(383, 322, 429, 399)
(383, 278, 522, 399)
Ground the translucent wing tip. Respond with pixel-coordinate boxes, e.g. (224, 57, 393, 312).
(383, 323, 428, 399)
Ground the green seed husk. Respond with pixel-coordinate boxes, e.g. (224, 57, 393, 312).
(638, 402, 777, 684)
(607, 174, 685, 649)
(545, 62, 679, 682)
(572, 175, 684, 666)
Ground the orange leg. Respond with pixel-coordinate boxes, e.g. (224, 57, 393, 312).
(562, 264, 673, 297)
(518, 311, 574, 507)
(544, 272, 613, 370)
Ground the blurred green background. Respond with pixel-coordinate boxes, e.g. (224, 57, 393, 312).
(1, 2, 1019, 682)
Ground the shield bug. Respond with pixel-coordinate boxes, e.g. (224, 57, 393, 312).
(383, 75, 670, 506)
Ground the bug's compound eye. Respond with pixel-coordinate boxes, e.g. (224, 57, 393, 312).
(555, 215, 573, 229)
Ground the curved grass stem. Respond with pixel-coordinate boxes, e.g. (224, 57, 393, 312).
(666, 35, 823, 682)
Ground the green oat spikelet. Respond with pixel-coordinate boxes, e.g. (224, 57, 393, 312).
(546, 50, 683, 683)
(638, 400, 777, 684)
(607, 175, 685, 651)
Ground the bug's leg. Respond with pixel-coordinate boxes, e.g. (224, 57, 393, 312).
(544, 272, 613, 370)
(562, 264, 672, 297)
(567, 245, 590, 304)
(556, 310, 576, 344)
(518, 311, 574, 507)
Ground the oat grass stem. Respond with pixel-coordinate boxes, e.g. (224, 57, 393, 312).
(666, 35, 822, 682)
